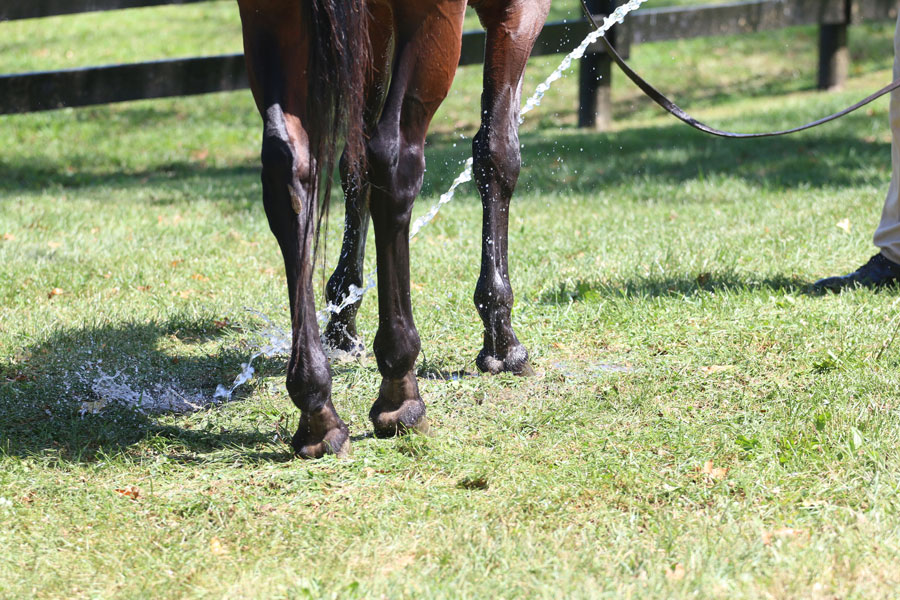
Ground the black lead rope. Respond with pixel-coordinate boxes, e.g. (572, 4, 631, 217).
(579, 0, 900, 138)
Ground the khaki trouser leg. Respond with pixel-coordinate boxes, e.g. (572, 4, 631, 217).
(872, 14, 900, 263)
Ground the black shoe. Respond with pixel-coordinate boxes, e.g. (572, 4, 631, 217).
(813, 253, 900, 292)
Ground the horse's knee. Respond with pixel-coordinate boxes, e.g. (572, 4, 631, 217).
(473, 127, 521, 197)
(368, 131, 425, 226)
(366, 127, 399, 185)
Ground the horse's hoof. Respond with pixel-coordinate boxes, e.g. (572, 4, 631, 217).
(477, 344, 534, 376)
(292, 408, 351, 459)
(369, 373, 428, 438)
(292, 426, 351, 459)
(371, 401, 429, 438)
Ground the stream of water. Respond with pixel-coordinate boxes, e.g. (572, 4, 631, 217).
(212, 0, 649, 401)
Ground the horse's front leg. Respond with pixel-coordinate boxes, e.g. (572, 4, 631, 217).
(471, 0, 551, 375)
(240, 5, 349, 458)
(366, 3, 467, 438)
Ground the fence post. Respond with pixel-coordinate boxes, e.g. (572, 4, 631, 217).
(578, 0, 618, 129)
(818, 0, 850, 90)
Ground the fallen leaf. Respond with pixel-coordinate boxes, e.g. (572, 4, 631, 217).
(115, 486, 140, 500)
(700, 460, 728, 479)
(191, 273, 209, 282)
(762, 527, 806, 545)
(136, 285, 151, 292)
(177, 289, 196, 299)
(47, 288, 64, 299)
(699, 365, 734, 374)
(836, 218, 852, 233)
(210, 537, 229, 556)
(213, 318, 230, 329)
(47, 241, 62, 249)
(170, 259, 183, 268)
(2, 233, 14, 241)
(666, 563, 686, 581)
(192, 148, 210, 161)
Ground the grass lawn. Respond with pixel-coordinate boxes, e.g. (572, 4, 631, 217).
(2, 2, 900, 598)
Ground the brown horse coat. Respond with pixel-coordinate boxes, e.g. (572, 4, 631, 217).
(237, 0, 552, 457)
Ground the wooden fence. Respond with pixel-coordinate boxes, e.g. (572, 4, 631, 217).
(1, 0, 897, 128)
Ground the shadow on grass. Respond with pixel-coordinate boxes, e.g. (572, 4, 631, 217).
(0, 317, 293, 463)
(539, 271, 811, 303)
(0, 159, 259, 199)
(425, 118, 888, 198)
(0, 98, 890, 201)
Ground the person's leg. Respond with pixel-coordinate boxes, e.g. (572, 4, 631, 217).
(814, 15, 900, 291)
(872, 14, 900, 263)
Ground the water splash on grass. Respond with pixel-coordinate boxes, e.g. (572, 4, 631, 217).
(218, 1, 650, 397)
(76, 363, 213, 415)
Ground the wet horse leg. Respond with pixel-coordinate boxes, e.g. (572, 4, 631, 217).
(472, 0, 551, 375)
(322, 149, 371, 355)
(323, 15, 393, 355)
(366, 2, 467, 437)
(239, 2, 348, 457)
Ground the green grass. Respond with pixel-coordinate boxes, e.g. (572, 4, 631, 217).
(2, 2, 900, 599)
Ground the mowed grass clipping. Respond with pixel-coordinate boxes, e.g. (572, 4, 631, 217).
(2, 3, 900, 599)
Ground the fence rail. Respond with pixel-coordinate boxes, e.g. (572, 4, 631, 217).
(1, 0, 897, 126)
(0, 0, 213, 21)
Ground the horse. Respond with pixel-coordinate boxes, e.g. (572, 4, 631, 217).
(236, 0, 552, 458)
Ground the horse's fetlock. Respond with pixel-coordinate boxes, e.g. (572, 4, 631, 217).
(286, 361, 331, 413)
(326, 265, 354, 303)
(475, 276, 514, 312)
(373, 323, 420, 379)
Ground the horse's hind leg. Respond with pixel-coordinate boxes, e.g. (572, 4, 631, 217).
(472, 0, 551, 375)
(322, 149, 371, 356)
(239, 2, 348, 458)
(366, 2, 467, 438)
(323, 17, 392, 355)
